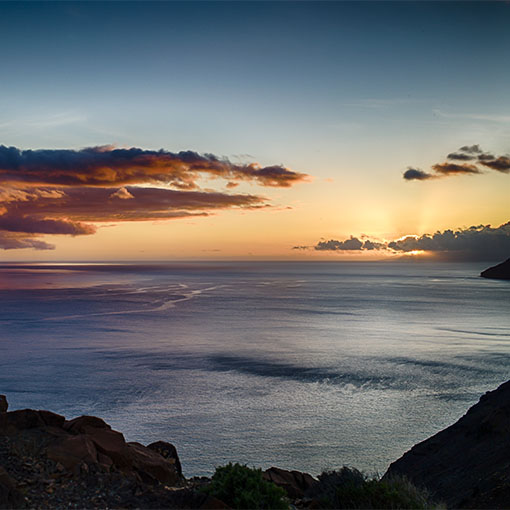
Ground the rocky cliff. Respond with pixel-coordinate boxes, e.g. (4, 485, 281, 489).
(481, 258, 510, 280)
(385, 380, 510, 508)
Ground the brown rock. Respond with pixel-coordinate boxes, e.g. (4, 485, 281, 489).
(0, 396, 7, 413)
(0, 466, 24, 509)
(86, 428, 131, 469)
(147, 440, 182, 477)
(38, 410, 66, 428)
(263, 466, 318, 499)
(46, 435, 98, 470)
(97, 452, 113, 471)
(63, 415, 112, 434)
(127, 442, 182, 485)
(0, 409, 45, 433)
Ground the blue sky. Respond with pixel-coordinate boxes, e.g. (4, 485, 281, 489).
(0, 2, 509, 260)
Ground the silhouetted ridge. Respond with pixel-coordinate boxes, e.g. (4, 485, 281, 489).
(481, 258, 510, 280)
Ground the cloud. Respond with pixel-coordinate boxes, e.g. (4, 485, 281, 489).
(0, 144, 306, 250)
(479, 156, 510, 173)
(478, 153, 497, 162)
(311, 222, 510, 261)
(0, 185, 267, 250)
(0, 214, 95, 235)
(362, 239, 385, 250)
(0, 145, 307, 189)
(446, 153, 476, 161)
(315, 236, 364, 251)
(387, 223, 510, 261)
(432, 110, 510, 124)
(110, 187, 134, 199)
(403, 168, 435, 181)
(404, 145, 510, 182)
(0, 232, 54, 250)
(431, 162, 481, 175)
(458, 145, 482, 154)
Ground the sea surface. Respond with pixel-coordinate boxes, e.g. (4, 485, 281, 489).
(0, 261, 509, 476)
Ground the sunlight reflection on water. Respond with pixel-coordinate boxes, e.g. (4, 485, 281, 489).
(0, 261, 509, 476)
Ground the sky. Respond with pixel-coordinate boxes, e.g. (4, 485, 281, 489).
(0, 1, 509, 261)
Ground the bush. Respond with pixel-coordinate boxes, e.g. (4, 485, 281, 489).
(202, 462, 288, 509)
(308, 467, 442, 509)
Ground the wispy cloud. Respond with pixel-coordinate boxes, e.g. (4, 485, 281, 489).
(433, 109, 510, 124)
(0, 111, 87, 132)
(344, 98, 413, 109)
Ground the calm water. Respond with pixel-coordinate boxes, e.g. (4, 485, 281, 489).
(0, 261, 509, 476)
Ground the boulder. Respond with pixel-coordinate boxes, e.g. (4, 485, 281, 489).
(0, 409, 45, 433)
(85, 428, 131, 469)
(38, 410, 66, 428)
(64, 415, 112, 434)
(481, 258, 510, 280)
(127, 442, 182, 485)
(0, 466, 24, 509)
(263, 466, 317, 499)
(0, 396, 7, 414)
(384, 379, 510, 508)
(46, 435, 98, 471)
(147, 440, 182, 477)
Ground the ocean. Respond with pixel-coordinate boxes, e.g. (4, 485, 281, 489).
(0, 261, 509, 477)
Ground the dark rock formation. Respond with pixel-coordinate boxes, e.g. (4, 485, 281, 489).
(0, 397, 7, 414)
(0, 395, 194, 509)
(385, 379, 510, 508)
(481, 258, 510, 280)
(148, 440, 183, 477)
(263, 467, 318, 499)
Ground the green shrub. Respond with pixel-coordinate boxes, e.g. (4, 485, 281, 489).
(309, 467, 442, 509)
(202, 462, 288, 509)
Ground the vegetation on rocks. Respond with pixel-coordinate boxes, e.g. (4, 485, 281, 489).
(308, 467, 441, 509)
(202, 463, 289, 509)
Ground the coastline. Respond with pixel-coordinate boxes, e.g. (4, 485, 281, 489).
(2, 379, 510, 509)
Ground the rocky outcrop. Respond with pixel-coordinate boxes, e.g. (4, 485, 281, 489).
(0, 397, 191, 509)
(0, 407, 182, 486)
(263, 467, 318, 499)
(481, 258, 510, 280)
(0, 397, 7, 414)
(384, 379, 510, 508)
(147, 440, 183, 477)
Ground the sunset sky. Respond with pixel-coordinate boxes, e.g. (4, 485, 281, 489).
(1, 1, 509, 261)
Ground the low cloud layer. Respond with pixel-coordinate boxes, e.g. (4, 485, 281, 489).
(315, 236, 384, 251)
(0, 144, 307, 250)
(403, 145, 510, 181)
(305, 222, 510, 261)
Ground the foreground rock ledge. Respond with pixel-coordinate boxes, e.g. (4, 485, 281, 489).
(384, 380, 510, 508)
(0, 398, 224, 509)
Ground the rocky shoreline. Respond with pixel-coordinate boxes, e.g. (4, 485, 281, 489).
(2, 380, 510, 509)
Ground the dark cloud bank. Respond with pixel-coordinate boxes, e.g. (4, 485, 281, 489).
(300, 222, 510, 261)
(0, 144, 307, 250)
(403, 144, 510, 181)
